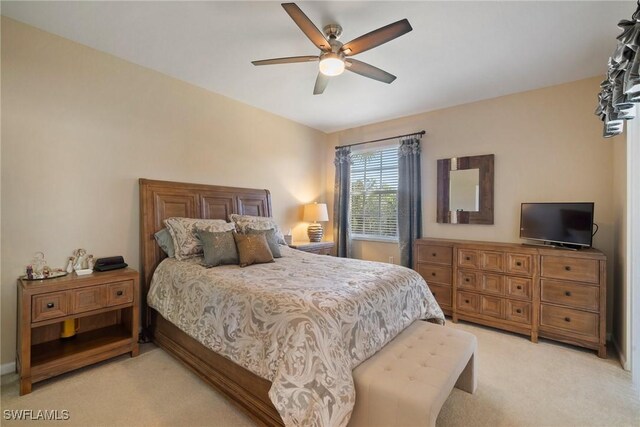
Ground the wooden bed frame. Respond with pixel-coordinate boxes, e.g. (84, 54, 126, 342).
(139, 178, 283, 426)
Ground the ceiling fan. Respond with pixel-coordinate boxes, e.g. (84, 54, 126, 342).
(252, 3, 413, 95)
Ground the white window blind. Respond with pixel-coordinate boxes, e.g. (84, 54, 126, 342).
(350, 147, 398, 240)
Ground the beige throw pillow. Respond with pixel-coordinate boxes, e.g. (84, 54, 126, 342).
(233, 232, 274, 267)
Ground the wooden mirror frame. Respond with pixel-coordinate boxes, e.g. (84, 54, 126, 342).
(437, 154, 494, 224)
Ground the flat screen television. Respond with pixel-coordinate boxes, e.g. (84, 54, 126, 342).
(519, 202, 594, 248)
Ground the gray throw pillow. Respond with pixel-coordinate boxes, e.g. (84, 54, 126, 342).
(154, 228, 175, 258)
(247, 228, 282, 258)
(197, 230, 239, 267)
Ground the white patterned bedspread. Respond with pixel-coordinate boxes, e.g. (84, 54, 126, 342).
(148, 246, 444, 427)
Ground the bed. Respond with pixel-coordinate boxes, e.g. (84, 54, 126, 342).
(139, 179, 444, 426)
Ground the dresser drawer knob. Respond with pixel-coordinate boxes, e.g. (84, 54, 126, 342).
(565, 266, 571, 271)
(432, 253, 437, 257)
(465, 257, 471, 261)
(565, 291, 572, 297)
(46, 302, 54, 309)
(564, 317, 571, 322)
(465, 299, 470, 304)
(516, 285, 522, 290)
(116, 290, 124, 296)
(516, 309, 522, 314)
(516, 261, 522, 266)
(465, 278, 470, 282)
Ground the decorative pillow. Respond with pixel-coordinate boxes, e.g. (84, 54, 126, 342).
(229, 214, 286, 245)
(164, 217, 235, 260)
(233, 232, 274, 267)
(247, 228, 282, 258)
(197, 230, 238, 267)
(154, 228, 175, 258)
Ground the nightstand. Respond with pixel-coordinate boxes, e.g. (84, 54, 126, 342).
(289, 241, 335, 255)
(17, 268, 139, 395)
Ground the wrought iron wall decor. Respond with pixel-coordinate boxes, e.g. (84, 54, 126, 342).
(596, 1, 640, 137)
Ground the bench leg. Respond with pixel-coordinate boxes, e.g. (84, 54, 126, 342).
(454, 353, 476, 394)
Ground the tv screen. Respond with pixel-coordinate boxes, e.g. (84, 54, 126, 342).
(520, 202, 594, 248)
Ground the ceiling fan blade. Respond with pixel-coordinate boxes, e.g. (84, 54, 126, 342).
(345, 59, 396, 83)
(252, 56, 319, 66)
(341, 19, 412, 56)
(282, 3, 330, 52)
(313, 72, 330, 95)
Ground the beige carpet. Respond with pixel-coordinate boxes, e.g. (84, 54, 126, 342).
(2, 321, 639, 426)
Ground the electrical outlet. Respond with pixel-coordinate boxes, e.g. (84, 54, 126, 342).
(388, 256, 394, 264)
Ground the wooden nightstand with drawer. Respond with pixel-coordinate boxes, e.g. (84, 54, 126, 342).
(17, 268, 139, 395)
(289, 241, 334, 255)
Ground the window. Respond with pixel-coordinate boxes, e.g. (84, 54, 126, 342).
(350, 147, 398, 240)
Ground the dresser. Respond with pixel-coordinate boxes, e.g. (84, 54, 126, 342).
(414, 238, 606, 357)
(17, 268, 140, 395)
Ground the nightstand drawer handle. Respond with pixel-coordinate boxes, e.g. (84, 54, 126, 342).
(116, 290, 124, 296)
(516, 285, 522, 290)
(431, 272, 436, 277)
(565, 291, 572, 297)
(46, 302, 54, 309)
(465, 299, 470, 304)
(516, 261, 522, 266)
(516, 308, 522, 314)
(465, 278, 470, 282)
(432, 253, 437, 257)
(564, 317, 571, 322)
(565, 266, 571, 271)
(465, 257, 471, 261)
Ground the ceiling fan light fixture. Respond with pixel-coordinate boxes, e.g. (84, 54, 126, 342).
(319, 53, 345, 76)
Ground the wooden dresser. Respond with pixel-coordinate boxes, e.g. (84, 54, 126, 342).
(414, 238, 606, 357)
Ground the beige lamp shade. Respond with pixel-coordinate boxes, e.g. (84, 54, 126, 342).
(303, 203, 329, 222)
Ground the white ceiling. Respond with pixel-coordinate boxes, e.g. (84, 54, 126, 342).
(1, 1, 633, 133)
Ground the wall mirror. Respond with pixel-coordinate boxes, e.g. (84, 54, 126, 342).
(437, 154, 494, 224)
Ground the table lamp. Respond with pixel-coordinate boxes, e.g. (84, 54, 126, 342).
(303, 202, 329, 242)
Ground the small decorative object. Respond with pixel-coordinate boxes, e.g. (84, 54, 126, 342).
(66, 257, 74, 274)
(303, 202, 329, 242)
(284, 229, 293, 245)
(75, 268, 93, 276)
(23, 252, 67, 280)
(86, 255, 95, 270)
(72, 248, 87, 271)
(60, 319, 79, 339)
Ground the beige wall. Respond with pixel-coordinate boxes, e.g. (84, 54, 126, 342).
(326, 77, 625, 340)
(0, 18, 327, 365)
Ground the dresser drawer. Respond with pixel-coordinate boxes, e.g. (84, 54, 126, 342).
(106, 281, 134, 306)
(457, 291, 480, 314)
(541, 280, 599, 311)
(480, 251, 504, 272)
(457, 270, 481, 290)
(417, 264, 452, 285)
(506, 300, 532, 324)
(541, 256, 599, 284)
(481, 273, 505, 296)
(540, 304, 599, 338)
(506, 253, 534, 276)
(505, 276, 532, 300)
(32, 292, 70, 322)
(416, 244, 452, 266)
(428, 283, 452, 308)
(457, 249, 479, 269)
(481, 295, 504, 318)
(73, 285, 106, 314)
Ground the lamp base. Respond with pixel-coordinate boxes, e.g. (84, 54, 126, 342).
(307, 223, 323, 242)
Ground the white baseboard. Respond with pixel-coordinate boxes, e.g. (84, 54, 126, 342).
(1, 361, 16, 376)
(612, 337, 630, 371)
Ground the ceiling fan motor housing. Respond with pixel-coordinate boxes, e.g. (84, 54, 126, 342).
(323, 24, 343, 40)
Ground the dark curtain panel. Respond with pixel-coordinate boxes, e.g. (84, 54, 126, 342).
(333, 147, 352, 258)
(398, 137, 422, 267)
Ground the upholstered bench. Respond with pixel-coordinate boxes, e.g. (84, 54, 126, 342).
(349, 321, 477, 427)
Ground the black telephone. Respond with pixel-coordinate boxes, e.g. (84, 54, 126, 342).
(94, 256, 128, 272)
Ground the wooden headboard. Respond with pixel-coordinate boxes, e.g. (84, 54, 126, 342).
(139, 178, 272, 327)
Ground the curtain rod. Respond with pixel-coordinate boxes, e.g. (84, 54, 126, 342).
(334, 130, 425, 150)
